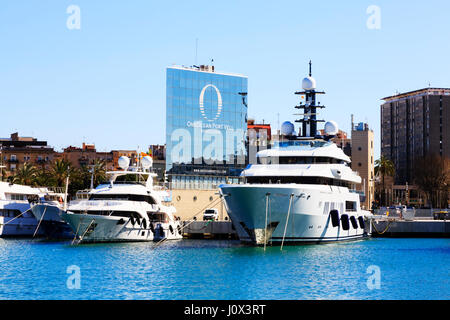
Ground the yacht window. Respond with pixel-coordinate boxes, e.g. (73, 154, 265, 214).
(257, 156, 342, 165)
(6, 193, 27, 201)
(89, 194, 157, 205)
(147, 212, 168, 223)
(71, 210, 140, 218)
(246, 176, 351, 188)
(0, 209, 22, 217)
(346, 201, 357, 212)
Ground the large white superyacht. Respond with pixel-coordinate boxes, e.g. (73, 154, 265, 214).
(62, 156, 182, 243)
(220, 63, 373, 245)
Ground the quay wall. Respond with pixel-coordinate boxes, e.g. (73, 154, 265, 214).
(371, 220, 450, 237)
(169, 189, 229, 221)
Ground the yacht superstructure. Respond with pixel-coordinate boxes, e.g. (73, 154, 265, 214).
(220, 63, 372, 245)
(62, 156, 182, 243)
(0, 182, 45, 237)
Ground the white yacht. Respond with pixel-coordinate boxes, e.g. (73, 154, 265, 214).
(30, 189, 74, 240)
(62, 156, 182, 243)
(0, 181, 45, 237)
(219, 63, 372, 245)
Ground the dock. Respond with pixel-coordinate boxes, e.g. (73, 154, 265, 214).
(181, 218, 450, 240)
(182, 221, 238, 239)
(371, 219, 450, 237)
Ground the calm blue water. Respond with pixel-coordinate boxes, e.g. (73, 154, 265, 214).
(0, 238, 449, 300)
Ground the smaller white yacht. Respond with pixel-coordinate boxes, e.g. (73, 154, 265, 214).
(62, 156, 182, 243)
(30, 188, 74, 240)
(0, 181, 45, 237)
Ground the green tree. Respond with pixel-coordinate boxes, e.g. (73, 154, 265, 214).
(414, 155, 450, 208)
(13, 162, 37, 186)
(375, 156, 395, 206)
(51, 159, 71, 187)
(34, 167, 53, 187)
(90, 159, 107, 188)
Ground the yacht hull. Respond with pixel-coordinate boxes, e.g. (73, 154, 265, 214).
(0, 216, 42, 237)
(62, 212, 183, 243)
(31, 204, 74, 239)
(0, 202, 44, 237)
(220, 184, 372, 245)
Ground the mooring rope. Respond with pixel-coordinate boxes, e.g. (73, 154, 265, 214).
(0, 206, 34, 227)
(264, 193, 270, 251)
(281, 194, 294, 251)
(371, 218, 393, 235)
(32, 205, 47, 238)
(75, 219, 95, 245)
(71, 217, 82, 246)
(154, 196, 223, 247)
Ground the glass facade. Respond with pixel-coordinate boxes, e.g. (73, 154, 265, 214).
(166, 66, 248, 184)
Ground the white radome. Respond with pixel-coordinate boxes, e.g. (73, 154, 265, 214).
(281, 121, 295, 136)
(141, 156, 153, 169)
(118, 156, 130, 170)
(302, 76, 316, 90)
(324, 121, 339, 136)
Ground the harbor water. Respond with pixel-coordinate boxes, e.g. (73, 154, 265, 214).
(0, 238, 449, 300)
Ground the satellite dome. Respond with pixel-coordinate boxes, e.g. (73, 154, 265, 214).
(281, 121, 295, 136)
(324, 121, 339, 136)
(118, 156, 130, 170)
(302, 76, 316, 90)
(141, 156, 153, 169)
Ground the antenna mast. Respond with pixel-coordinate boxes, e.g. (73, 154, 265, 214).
(294, 61, 326, 138)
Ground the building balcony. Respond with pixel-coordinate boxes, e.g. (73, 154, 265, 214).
(8, 159, 19, 163)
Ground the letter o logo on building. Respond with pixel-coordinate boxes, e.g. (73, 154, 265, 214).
(199, 84, 222, 122)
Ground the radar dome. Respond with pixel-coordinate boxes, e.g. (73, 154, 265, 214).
(281, 121, 295, 136)
(118, 156, 130, 170)
(141, 156, 153, 169)
(302, 76, 316, 90)
(324, 121, 339, 136)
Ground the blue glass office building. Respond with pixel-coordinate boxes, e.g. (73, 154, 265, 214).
(166, 65, 248, 188)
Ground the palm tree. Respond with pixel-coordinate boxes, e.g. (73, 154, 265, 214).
(90, 159, 107, 188)
(374, 156, 395, 206)
(51, 159, 71, 187)
(34, 167, 53, 187)
(13, 162, 37, 186)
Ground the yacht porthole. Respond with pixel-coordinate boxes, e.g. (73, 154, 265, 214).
(176, 195, 181, 201)
(193, 196, 197, 202)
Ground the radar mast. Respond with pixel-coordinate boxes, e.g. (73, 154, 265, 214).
(295, 61, 325, 137)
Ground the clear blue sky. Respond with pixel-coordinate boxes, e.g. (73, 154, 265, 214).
(1, 1, 449, 159)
